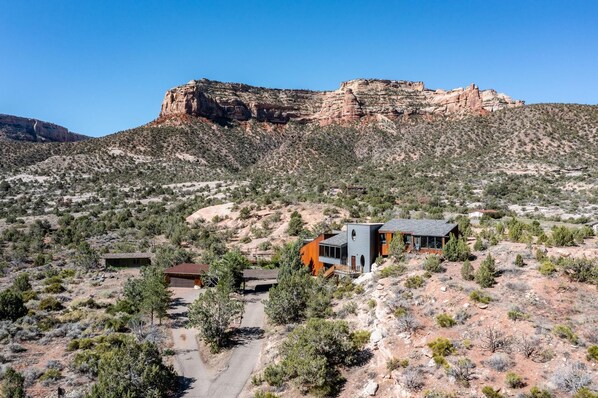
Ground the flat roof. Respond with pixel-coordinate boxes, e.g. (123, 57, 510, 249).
(379, 219, 458, 237)
(102, 252, 153, 259)
(164, 263, 209, 276)
(242, 269, 279, 281)
(320, 233, 348, 247)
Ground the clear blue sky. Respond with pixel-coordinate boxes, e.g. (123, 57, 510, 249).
(1, 1, 597, 137)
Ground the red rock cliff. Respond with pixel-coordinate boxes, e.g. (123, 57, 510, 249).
(158, 78, 524, 125)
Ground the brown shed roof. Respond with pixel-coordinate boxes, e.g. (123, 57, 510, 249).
(102, 252, 153, 259)
(164, 263, 210, 276)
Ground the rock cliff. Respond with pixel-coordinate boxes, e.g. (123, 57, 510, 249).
(158, 78, 524, 125)
(0, 114, 88, 142)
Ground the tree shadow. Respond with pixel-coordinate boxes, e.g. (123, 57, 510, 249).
(225, 326, 264, 348)
(176, 375, 196, 397)
(353, 348, 374, 367)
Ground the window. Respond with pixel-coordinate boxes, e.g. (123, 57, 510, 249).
(360, 255, 365, 267)
(379, 233, 387, 245)
(403, 234, 411, 245)
(351, 229, 356, 241)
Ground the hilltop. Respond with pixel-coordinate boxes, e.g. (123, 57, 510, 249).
(0, 114, 88, 143)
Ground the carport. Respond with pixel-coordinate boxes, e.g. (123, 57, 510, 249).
(242, 269, 279, 292)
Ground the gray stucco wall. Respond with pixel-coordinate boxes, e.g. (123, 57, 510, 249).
(346, 223, 382, 273)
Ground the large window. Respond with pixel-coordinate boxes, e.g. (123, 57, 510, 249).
(319, 244, 344, 259)
(418, 236, 443, 249)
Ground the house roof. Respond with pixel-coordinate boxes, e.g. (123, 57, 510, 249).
(320, 233, 348, 247)
(379, 219, 458, 237)
(102, 252, 153, 259)
(164, 263, 209, 276)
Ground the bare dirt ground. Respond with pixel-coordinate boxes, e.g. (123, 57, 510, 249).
(250, 238, 598, 398)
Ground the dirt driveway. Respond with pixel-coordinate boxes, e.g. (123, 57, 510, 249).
(169, 282, 270, 398)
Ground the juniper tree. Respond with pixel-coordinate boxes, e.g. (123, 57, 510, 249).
(475, 254, 497, 288)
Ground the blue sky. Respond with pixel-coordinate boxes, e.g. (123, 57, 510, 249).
(1, 1, 597, 137)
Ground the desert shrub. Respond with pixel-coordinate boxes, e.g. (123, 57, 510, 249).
(508, 306, 528, 321)
(523, 386, 554, 398)
(446, 357, 475, 387)
(574, 388, 598, 398)
(253, 392, 280, 398)
(386, 357, 409, 372)
(481, 327, 511, 353)
(379, 264, 406, 278)
(505, 372, 525, 388)
(1, 367, 25, 398)
(350, 330, 371, 349)
(485, 353, 512, 372)
(367, 299, 376, 309)
(337, 302, 358, 318)
(38, 297, 63, 311)
(539, 260, 557, 276)
(405, 275, 425, 289)
(262, 318, 361, 396)
(106, 299, 137, 315)
(517, 335, 541, 358)
(552, 362, 592, 392)
(475, 254, 497, 287)
(556, 257, 598, 285)
(551, 226, 576, 247)
(454, 309, 471, 324)
(436, 313, 456, 328)
(44, 283, 65, 294)
(443, 234, 470, 261)
(396, 314, 421, 333)
(39, 368, 61, 382)
(12, 273, 31, 293)
(401, 366, 425, 391)
(587, 346, 598, 362)
(0, 289, 28, 321)
(515, 254, 525, 267)
(482, 386, 504, 398)
(461, 260, 474, 280)
(423, 256, 444, 273)
(474, 236, 485, 251)
(469, 290, 492, 304)
(427, 337, 455, 365)
(553, 324, 579, 344)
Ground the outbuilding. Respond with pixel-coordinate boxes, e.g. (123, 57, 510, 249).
(102, 252, 153, 268)
(164, 263, 209, 288)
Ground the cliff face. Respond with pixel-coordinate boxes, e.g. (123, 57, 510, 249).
(0, 114, 88, 142)
(158, 78, 524, 125)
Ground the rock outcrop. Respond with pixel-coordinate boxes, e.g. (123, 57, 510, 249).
(158, 78, 524, 125)
(0, 114, 88, 142)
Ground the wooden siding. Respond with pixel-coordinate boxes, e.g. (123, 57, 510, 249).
(300, 234, 328, 275)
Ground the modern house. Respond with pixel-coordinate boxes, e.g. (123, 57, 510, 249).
(301, 219, 459, 276)
(102, 252, 153, 268)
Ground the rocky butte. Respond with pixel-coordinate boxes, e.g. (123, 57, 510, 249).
(158, 78, 524, 125)
(0, 114, 88, 143)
